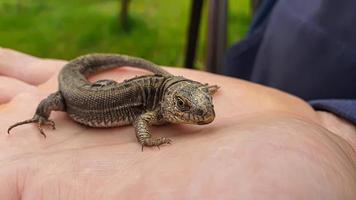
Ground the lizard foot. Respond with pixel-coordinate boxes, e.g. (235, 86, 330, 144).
(141, 137, 172, 151)
(91, 79, 117, 88)
(200, 84, 220, 95)
(207, 85, 220, 95)
(7, 115, 56, 138)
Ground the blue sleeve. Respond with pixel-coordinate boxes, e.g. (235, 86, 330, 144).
(223, 0, 356, 101)
(310, 100, 356, 124)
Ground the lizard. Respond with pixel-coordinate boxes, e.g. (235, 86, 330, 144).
(7, 54, 219, 149)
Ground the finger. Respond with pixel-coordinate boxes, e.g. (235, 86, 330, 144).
(0, 48, 67, 85)
(0, 76, 37, 104)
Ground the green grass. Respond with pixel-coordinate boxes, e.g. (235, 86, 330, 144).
(0, 0, 251, 67)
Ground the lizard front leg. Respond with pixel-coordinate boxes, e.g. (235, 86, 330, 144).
(7, 91, 65, 137)
(133, 111, 171, 150)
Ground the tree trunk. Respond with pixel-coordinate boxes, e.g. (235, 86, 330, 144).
(120, 0, 131, 31)
(184, 0, 204, 68)
(251, 0, 262, 16)
(205, 0, 227, 73)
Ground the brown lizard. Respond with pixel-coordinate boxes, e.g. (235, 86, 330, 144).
(7, 54, 219, 149)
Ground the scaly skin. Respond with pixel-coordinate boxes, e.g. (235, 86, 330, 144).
(7, 54, 218, 148)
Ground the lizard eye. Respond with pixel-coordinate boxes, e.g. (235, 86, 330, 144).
(175, 96, 191, 111)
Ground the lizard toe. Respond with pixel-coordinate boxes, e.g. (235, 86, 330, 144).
(7, 114, 56, 138)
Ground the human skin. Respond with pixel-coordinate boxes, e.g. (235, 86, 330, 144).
(0, 48, 355, 200)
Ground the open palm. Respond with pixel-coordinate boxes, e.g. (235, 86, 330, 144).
(0, 48, 355, 199)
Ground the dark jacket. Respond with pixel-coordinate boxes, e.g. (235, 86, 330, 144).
(223, 0, 356, 123)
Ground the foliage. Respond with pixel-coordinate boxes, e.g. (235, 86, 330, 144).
(0, 0, 251, 67)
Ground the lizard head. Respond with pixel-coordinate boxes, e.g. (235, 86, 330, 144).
(160, 80, 216, 125)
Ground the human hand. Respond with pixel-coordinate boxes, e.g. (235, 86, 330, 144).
(0, 48, 355, 199)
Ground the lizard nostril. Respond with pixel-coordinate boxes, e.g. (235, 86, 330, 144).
(196, 109, 204, 116)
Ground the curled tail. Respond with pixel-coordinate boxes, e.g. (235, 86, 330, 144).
(60, 53, 172, 81)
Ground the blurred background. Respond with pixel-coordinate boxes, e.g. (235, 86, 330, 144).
(0, 0, 253, 68)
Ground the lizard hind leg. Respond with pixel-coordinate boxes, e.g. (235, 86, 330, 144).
(199, 84, 220, 95)
(7, 91, 65, 138)
(91, 79, 118, 88)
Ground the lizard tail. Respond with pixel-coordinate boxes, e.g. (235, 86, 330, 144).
(62, 53, 172, 77)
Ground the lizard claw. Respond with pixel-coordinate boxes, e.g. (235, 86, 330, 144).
(155, 139, 172, 150)
(7, 115, 56, 138)
(165, 138, 172, 145)
(199, 84, 220, 95)
(140, 137, 172, 151)
(46, 119, 56, 130)
(155, 137, 172, 146)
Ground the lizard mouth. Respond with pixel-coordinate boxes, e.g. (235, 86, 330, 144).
(197, 115, 214, 125)
(196, 108, 215, 125)
(197, 121, 211, 125)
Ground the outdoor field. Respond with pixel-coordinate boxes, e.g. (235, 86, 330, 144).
(0, 0, 251, 67)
